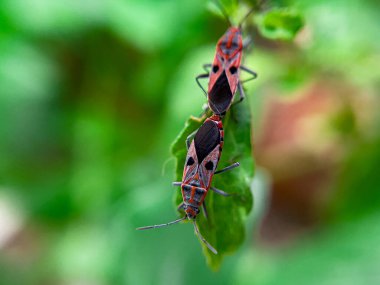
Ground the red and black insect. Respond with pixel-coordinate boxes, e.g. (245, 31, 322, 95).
(196, 8, 258, 116)
(137, 115, 239, 254)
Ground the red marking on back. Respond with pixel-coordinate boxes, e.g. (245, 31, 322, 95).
(226, 30, 234, 49)
(216, 27, 242, 60)
(210, 114, 221, 122)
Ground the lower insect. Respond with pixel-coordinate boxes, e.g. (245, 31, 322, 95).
(137, 115, 239, 254)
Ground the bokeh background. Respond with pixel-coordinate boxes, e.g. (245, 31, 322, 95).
(1, 0, 380, 284)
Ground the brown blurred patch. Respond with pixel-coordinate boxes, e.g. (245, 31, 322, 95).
(254, 80, 360, 246)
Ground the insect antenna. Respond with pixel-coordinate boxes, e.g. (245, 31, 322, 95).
(238, 0, 267, 28)
(238, 7, 255, 28)
(136, 216, 187, 230)
(213, 0, 232, 26)
(193, 220, 218, 254)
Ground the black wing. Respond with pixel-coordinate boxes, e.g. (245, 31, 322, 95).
(194, 120, 220, 163)
(208, 71, 233, 115)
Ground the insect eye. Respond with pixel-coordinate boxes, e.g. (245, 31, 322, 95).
(205, 161, 214, 170)
(186, 157, 195, 166)
(212, 65, 219, 73)
(229, 66, 237, 74)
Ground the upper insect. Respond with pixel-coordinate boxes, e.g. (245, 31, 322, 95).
(196, 7, 258, 116)
(207, 27, 244, 115)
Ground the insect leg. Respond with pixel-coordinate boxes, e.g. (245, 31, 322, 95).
(172, 182, 182, 186)
(237, 81, 246, 103)
(202, 202, 208, 220)
(240, 65, 258, 83)
(231, 82, 246, 107)
(136, 216, 187, 230)
(215, 162, 240, 174)
(195, 73, 209, 97)
(210, 186, 231, 197)
(202, 63, 212, 73)
(193, 220, 217, 254)
(177, 202, 185, 211)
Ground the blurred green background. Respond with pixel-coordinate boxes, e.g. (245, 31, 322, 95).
(1, 0, 380, 284)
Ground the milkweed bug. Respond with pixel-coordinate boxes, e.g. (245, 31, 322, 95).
(137, 115, 240, 254)
(196, 4, 259, 115)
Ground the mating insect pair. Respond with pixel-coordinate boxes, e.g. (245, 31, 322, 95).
(137, 115, 239, 254)
(137, 5, 258, 254)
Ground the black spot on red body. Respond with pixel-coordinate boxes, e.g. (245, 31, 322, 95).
(186, 157, 195, 166)
(229, 66, 237, 74)
(205, 161, 214, 170)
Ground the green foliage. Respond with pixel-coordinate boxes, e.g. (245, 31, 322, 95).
(235, 211, 380, 285)
(330, 138, 380, 222)
(208, 0, 239, 21)
(1, 0, 380, 283)
(255, 8, 304, 40)
(171, 101, 254, 270)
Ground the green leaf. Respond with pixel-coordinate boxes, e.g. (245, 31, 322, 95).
(207, 0, 239, 22)
(255, 8, 304, 41)
(170, 101, 254, 270)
